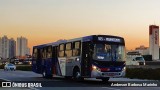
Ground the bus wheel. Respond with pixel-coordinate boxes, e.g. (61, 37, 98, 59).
(101, 78, 109, 82)
(73, 70, 84, 81)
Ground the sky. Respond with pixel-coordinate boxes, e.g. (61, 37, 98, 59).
(1, 0, 160, 52)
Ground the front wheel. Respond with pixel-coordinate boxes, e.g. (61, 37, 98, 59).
(73, 70, 84, 81)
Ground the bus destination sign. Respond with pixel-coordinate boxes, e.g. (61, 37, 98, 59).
(98, 37, 121, 42)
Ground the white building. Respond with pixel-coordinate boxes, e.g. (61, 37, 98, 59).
(0, 37, 2, 58)
(17, 36, 30, 57)
(0, 36, 16, 59)
(149, 25, 159, 60)
(135, 45, 149, 55)
(9, 38, 16, 58)
(1, 35, 9, 59)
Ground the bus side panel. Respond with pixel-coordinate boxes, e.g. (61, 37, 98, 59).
(65, 56, 81, 76)
(52, 57, 62, 76)
(57, 57, 66, 76)
(32, 59, 42, 74)
(32, 48, 42, 74)
(32, 59, 37, 73)
(43, 58, 53, 75)
(52, 46, 62, 76)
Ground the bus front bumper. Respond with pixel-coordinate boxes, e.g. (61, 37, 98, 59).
(91, 70, 126, 78)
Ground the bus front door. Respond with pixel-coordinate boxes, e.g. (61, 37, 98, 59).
(81, 42, 92, 77)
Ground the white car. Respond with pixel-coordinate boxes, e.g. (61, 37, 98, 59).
(126, 56, 145, 65)
(4, 63, 16, 71)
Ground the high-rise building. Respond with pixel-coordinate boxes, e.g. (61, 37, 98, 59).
(0, 37, 2, 58)
(0, 35, 9, 59)
(26, 47, 30, 55)
(17, 36, 30, 57)
(135, 45, 149, 55)
(149, 25, 159, 60)
(9, 38, 16, 58)
(0, 36, 16, 59)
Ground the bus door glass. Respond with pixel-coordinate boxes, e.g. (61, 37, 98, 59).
(81, 41, 93, 77)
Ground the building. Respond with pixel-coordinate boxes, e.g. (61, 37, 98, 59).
(26, 47, 30, 55)
(149, 25, 159, 60)
(0, 37, 2, 58)
(17, 36, 30, 57)
(0, 36, 16, 59)
(1, 35, 9, 59)
(9, 38, 16, 58)
(135, 45, 149, 55)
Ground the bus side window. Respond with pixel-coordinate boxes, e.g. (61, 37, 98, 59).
(33, 48, 38, 59)
(40, 48, 43, 59)
(58, 44, 65, 57)
(73, 41, 81, 56)
(65, 43, 72, 57)
(43, 47, 47, 59)
(47, 46, 52, 58)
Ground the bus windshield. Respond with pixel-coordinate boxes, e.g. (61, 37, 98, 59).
(93, 44, 125, 61)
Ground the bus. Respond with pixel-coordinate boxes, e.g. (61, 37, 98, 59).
(32, 35, 126, 82)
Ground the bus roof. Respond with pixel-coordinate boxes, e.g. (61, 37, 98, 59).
(33, 35, 124, 48)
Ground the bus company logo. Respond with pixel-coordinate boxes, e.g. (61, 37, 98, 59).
(2, 82, 11, 87)
(155, 31, 158, 44)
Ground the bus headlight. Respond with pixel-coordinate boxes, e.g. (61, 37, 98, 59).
(144, 62, 146, 65)
(92, 65, 101, 71)
(122, 67, 126, 71)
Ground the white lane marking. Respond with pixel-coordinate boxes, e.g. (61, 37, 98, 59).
(0, 77, 11, 82)
(101, 87, 121, 90)
(0, 77, 39, 90)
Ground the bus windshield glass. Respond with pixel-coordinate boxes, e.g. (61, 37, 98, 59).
(93, 44, 125, 61)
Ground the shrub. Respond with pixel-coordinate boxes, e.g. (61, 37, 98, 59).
(126, 68, 160, 80)
(16, 65, 32, 71)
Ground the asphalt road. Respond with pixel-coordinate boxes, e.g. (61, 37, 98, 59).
(0, 69, 160, 90)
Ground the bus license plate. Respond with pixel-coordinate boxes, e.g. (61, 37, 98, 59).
(105, 72, 119, 76)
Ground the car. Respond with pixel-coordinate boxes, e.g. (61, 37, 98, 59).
(126, 56, 145, 65)
(4, 63, 16, 71)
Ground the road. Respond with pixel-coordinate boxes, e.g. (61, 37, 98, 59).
(0, 69, 160, 90)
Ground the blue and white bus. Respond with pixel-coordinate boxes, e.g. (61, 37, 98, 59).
(32, 35, 126, 82)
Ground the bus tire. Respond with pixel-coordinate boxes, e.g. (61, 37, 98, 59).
(73, 67, 84, 81)
(101, 78, 109, 82)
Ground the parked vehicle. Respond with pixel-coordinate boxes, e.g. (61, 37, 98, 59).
(126, 52, 145, 65)
(4, 63, 16, 71)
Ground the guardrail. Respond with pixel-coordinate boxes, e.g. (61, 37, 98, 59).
(126, 65, 160, 69)
(145, 61, 160, 65)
